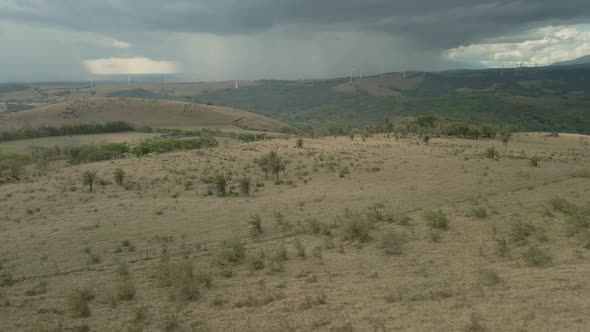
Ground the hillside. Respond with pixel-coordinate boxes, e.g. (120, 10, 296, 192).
(3, 63, 590, 133)
(0, 97, 296, 133)
(0, 133, 589, 330)
(552, 54, 590, 66)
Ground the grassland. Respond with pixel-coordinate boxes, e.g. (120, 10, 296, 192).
(0, 132, 589, 330)
(0, 97, 296, 134)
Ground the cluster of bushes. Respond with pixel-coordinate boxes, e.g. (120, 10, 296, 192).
(66, 143, 130, 164)
(237, 133, 268, 143)
(132, 137, 217, 156)
(0, 121, 135, 142)
(0, 153, 31, 181)
(394, 116, 505, 139)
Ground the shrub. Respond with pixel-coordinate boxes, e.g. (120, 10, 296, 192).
(293, 239, 306, 258)
(306, 218, 321, 233)
(248, 215, 263, 238)
(67, 143, 129, 164)
(367, 204, 385, 222)
(509, 220, 535, 243)
(248, 250, 265, 271)
(295, 138, 304, 148)
(0, 153, 31, 181)
(390, 213, 411, 225)
(565, 208, 590, 237)
(0, 121, 135, 143)
(379, 230, 403, 255)
(479, 268, 504, 286)
(547, 198, 578, 215)
(484, 146, 498, 159)
(114, 279, 136, 301)
(114, 168, 125, 186)
(161, 311, 179, 331)
(132, 137, 217, 157)
(25, 280, 47, 296)
(239, 177, 251, 196)
(342, 212, 371, 241)
(0, 271, 15, 287)
(214, 174, 228, 196)
(523, 246, 552, 266)
(529, 156, 541, 167)
(467, 207, 488, 219)
(68, 287, 95, 318)
(424, 210, 448, 229)
(217, 236, 246, 265)
(176, 261, 200, 301)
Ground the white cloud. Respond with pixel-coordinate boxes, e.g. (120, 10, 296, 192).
(445, 25, 590, 67)
(110, 39, 130, 49)
(83, 57, 177, 74)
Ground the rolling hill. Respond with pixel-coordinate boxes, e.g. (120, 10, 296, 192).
(0, 97, 296, 133)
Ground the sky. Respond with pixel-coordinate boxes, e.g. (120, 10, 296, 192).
(1, 1, 590, 82)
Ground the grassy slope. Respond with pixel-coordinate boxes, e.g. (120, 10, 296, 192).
(0, 97, 296, 133)
(0, 134, 589, 330)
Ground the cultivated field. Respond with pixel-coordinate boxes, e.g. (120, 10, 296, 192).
(0, 133, 589, 331)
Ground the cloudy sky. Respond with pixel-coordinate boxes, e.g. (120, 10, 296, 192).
(1, 0, 590, 82)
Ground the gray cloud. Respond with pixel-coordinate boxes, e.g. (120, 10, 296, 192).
(1, 1, 590, 81)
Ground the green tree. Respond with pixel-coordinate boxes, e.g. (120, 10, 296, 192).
(114, 168, 125, 186)
(82, 170, 98, 192)
(214, 174, 228, 196)
(267, 151, 286, 182)
(501, 130, 512, 153)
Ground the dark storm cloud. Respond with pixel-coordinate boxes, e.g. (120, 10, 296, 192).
(2, 0, 590, 49)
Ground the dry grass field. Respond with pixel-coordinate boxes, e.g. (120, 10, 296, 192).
(1, 133, 589, 331)
(0, 97, 295, 133)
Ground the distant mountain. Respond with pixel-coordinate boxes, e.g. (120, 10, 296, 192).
(551, 55, 590, 66)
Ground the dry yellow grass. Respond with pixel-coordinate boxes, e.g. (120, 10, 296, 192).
(0, 97, 295, 133)
(0, 133, 589, 331)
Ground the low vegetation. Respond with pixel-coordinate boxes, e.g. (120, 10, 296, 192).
(0, 121, 135, 143)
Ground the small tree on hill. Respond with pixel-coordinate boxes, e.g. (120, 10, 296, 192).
(214, 174, 228, 196)
(82, 170, 98, 192)
(269, 152, 286, 182)
(501, 130, 512, 153)
(295, 138, 304, 148)
(114, 168, 125, 186)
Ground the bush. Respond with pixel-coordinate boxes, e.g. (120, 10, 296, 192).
(214, 174, 228, 196)
(342, 212, 371, 241)
(296, 138, 304, 148)
(68, 287, 95, 318)
(114, 279, 136, 301)
(424, 210, 448, 229)
(467, 207, 488, 219)
(0, 153, 31, 181)
(509, 220, 535, 243)
(0, 121, 135, 143)
(523, 246, 552, 266)
(248, 215, 263, 237)
(565, 208, 590, 237)
(484, 147, 498, 159)
(529, 156, 541, 167)
(132, 137, 217, 157)
(239, 177, 251, 196)
(217, 236, 246, 265)
(67, 143, 129, 164)
(114, 168, 125, 185)
(379, 230, 403, 255)
(547, 198, 578, 215)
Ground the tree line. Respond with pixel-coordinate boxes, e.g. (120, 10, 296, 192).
(0, 121, 135, 143)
